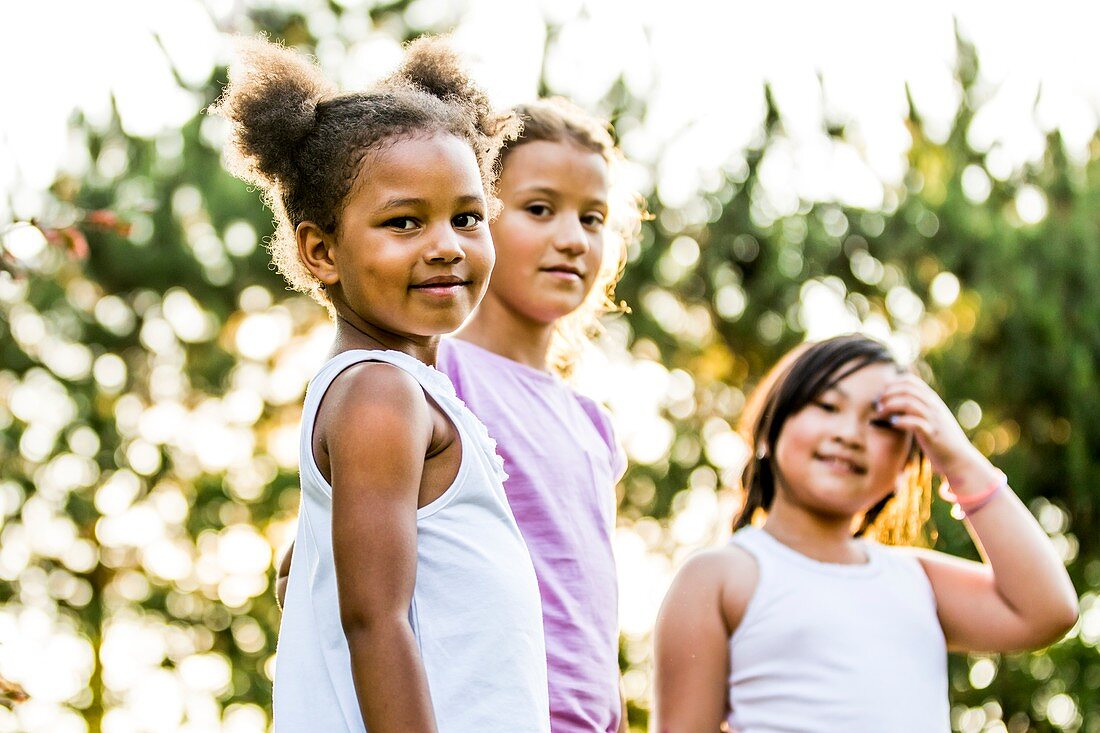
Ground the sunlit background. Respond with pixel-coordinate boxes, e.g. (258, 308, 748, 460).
(3, 1, 1100, 731)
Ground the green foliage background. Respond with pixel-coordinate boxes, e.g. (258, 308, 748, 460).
(1, 5, 1096, 732)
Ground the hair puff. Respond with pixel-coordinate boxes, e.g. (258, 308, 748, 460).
(210, 36, 337, 190)
(209, 34, 517, 314)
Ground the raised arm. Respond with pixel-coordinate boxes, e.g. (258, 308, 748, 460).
(880, 374, 1079, 653)
(321, 363, 438, 732)
(652, 548, 755, 733)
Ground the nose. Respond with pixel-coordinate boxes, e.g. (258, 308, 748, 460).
(553, 215, 589, 256)
(425, 224, 465, 264)
(832, 411, 865, 449)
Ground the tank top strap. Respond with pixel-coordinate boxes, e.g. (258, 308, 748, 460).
(729, 525, 777, 573)
(330, 349, 457, 398)
(301, 349, 508, 497)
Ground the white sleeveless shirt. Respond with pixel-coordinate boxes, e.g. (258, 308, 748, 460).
(274, 350, 550, 732)
(726, 526, 949, 733)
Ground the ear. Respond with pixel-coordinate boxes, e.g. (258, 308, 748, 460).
(296, 221, 339, 287)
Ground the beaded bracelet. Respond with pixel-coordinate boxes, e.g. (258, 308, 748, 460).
(940, 469, 1008, 519)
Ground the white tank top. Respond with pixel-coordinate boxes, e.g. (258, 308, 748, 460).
(726, 526, 949, 733)
(274, 349, 550, 732)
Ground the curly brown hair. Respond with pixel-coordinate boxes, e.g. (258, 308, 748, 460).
(500, 98, 644, 378)
(209, 35, 519, 310)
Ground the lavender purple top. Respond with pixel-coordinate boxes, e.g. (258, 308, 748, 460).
(437, 338, 626, 733)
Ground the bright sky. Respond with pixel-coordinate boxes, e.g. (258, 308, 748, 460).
(4, 0, 1100, 223)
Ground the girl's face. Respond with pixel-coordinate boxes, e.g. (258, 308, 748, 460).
(324, 133, 494, 338)
(486, 139, 610, 326)
(772, 361, 913, 520)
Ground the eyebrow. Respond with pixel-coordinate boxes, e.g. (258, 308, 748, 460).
(821, 383, 887, 412)
(515, 185, 608, 208)
(377, 194, 486, 211)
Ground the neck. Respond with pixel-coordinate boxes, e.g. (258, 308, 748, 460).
(454, 293, 555, 371)
(762, 494, 866, 564)
(329, 310, 438, 366)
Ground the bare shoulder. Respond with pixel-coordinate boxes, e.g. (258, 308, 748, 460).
(676, 544, 757, 582)
(315, 360, 435, 472)
(322, 360, 431, 425)
(667, 544, 760, 634)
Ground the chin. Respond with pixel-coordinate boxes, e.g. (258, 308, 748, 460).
(436, 320, 471, 336)
(798, 489, 877, 520)
(541, 299, 588, 322)
(415, 313, 472, 337)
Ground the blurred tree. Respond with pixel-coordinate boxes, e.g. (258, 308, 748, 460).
(0, 9, 1095, 733)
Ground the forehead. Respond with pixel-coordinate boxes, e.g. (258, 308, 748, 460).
(353, 133, 484, 202)
(824, 360, 900, 400)
(499, 140, 609, 197)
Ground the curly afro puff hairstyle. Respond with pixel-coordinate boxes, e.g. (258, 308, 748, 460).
(501, 98, 644, 378)
(209, 35, 519, 311)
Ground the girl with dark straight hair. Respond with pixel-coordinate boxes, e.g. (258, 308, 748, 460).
(654, 334, 1078, 732)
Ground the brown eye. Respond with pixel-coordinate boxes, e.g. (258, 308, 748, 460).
(453, 213, 482, 229)
(384, 217, 418, 231)
(581, 212, 605, 230)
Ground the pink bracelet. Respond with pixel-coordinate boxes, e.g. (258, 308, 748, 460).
(959, 483, 1003, 516)
(939, 470, 1008, 517)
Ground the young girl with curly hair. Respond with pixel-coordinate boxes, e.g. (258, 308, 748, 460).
(653, 334, 1077, 732)
(212, 36, 549, 732)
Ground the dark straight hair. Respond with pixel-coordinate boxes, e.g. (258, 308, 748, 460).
(732, 334, 932, 545)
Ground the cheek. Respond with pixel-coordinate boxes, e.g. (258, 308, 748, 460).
(465, 232, 496, 277)
(583, 236, 606, 284)
(588, 232, 606, 263)
(776, 416, 815, 455)
(869, 433, 911, 476)
(772, 420, 817, 476)
(490, 221, 542, 271)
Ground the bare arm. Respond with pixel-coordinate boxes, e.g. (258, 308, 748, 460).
(652, 548, 754, 733)
(881, 375, 1078, 653)
(324, 363, 437, 732)
(913, 471, 1078, 652)
(275, 543, 292, 609)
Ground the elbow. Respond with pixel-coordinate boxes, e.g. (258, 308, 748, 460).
(1050, 599, 1080, 641)
(1032, 597, 1079, 648)
(1050, 582, 1081, 639)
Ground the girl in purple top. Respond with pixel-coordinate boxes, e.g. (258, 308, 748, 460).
(437, 98, 642, 733)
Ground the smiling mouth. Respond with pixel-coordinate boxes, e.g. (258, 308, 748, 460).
(540, 266, 584, 279)
(814, 453, 867, 475)
(409, 277, 471, 291)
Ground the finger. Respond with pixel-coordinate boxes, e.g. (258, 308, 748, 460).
(880, 384, 955, 423)
(876, 391, 929, 417)
(878, 378, 935, 405)
(888, 414, 934, 440)
(886, 372, 929, 391)
(876, 394, 932, 421)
